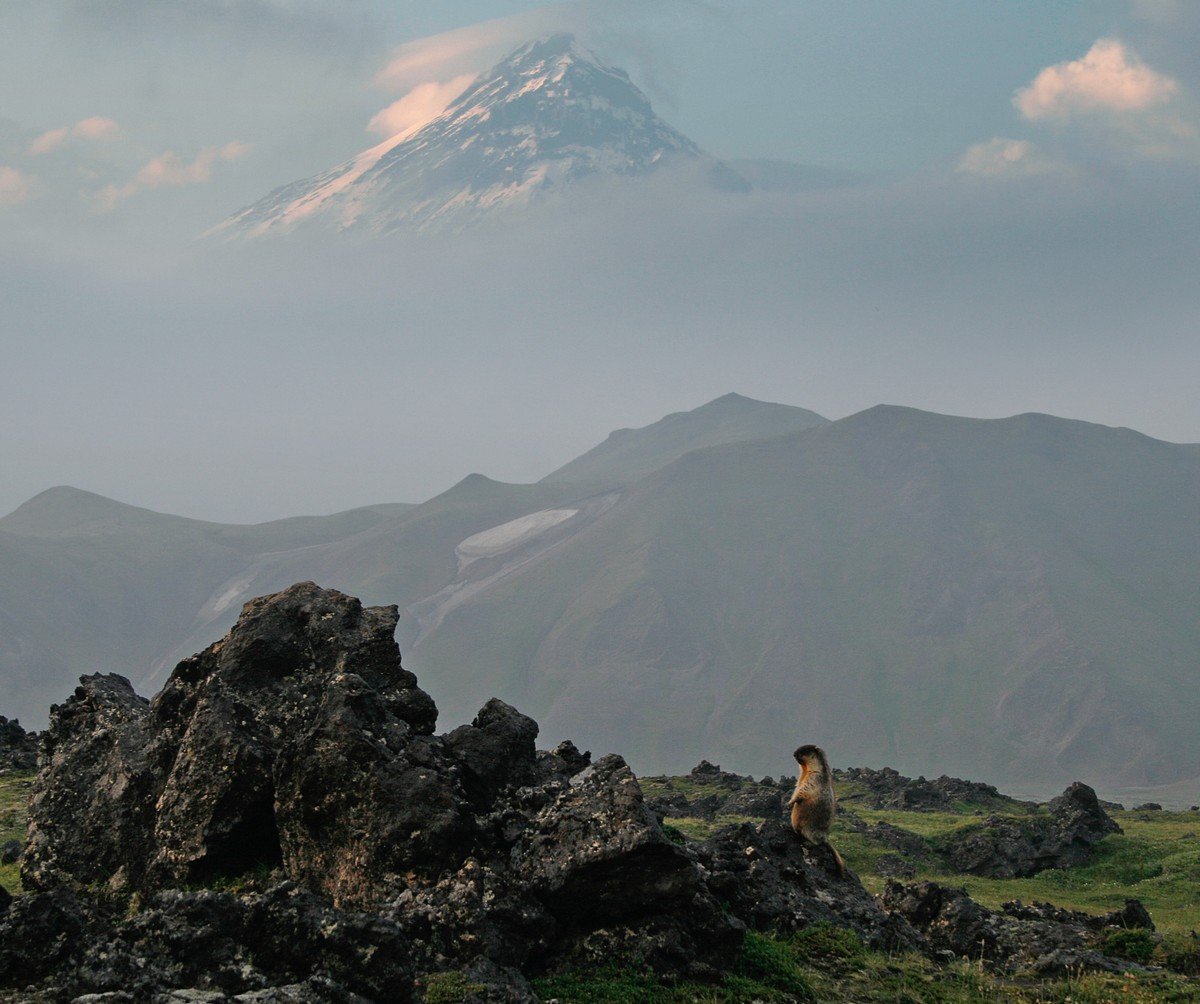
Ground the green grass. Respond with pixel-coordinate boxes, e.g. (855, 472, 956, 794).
(662, 815, 761, 842)
(836, 807, 1200, 936)
(418, 971, 488, 1003)
(0, 772, 32, 895)
(639, 776, 742, 804)
(530, 931, 1198, 1003)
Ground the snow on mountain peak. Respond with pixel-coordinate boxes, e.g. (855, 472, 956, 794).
(210, 33, 745, 239)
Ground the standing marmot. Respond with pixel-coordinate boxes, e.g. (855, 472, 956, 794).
(788, 744, 846, 878)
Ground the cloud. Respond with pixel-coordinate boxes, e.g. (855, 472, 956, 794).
(367, 76, 478, 139)
(1015, 39, 1177, 120)
(956, 138, 1070, 178)
(0, 165, 34, 205)
(29, 116, 121, 155)
(97, 141, 250, 209)
(374, 8, 571, 93)
(29, 128, 70, 156)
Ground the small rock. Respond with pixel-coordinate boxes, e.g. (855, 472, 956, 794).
(875, 854, 917, 879)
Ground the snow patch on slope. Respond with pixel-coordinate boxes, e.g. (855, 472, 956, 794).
(456, 507, 578, 568)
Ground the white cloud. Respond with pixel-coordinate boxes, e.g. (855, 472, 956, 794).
(97, 141, 250, 209)
(0, 165, 34, 205)
(29, 116, 121, 155)
(1015, 39, 1177, 120)
(374, 8, 570, 92)
(956, 138, 1070, 178)
(367, 75, 478, 139)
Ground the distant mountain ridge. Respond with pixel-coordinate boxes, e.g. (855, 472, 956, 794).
(213, 34, 746, 237)
(542, 392, 827, 485)
(2, 396, 1198, 803)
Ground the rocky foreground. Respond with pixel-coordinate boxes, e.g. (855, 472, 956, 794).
(0, 583, 1188, 1002)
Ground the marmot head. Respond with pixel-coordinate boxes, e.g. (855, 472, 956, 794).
(793, 743, 825, 765)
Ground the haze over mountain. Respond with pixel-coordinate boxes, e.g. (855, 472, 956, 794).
(542, 393, 828, 486)
(3, 395, 1198, 803)
(213, 34, 746, 238)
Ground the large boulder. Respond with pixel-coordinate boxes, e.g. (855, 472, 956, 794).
(24, 584, 454, 899)
(393, 754, 743, 980)
(937, 781, 1120, 878)
(693, 818, 921, 952)
(22, 673, 157, 891)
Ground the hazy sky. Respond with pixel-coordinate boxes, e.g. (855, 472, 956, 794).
(2, 1, 1198, 522)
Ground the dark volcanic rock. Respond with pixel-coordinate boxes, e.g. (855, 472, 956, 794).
(647, 762, 784, 822)
(13, 583, 750, 996)
(937, 781, 1120, 878)
(510, 754, 740, 975)
(693, 818, 921, 952)
(24, 584, 454, 900)
(22, 673, 156, 891)
(0, 880, 415, 1001)
(874, 854, 918, 879)
(0, 885, 86, 986)
(843, 815, 935, 862)
(719, 786, 784, 819)
(0, 839, 20, 865)
(881, 881, 1136, 975)
(1001, 897, 1155, 933)
(837, 766, 1018, 812)
(444, 698, 540, 808)
(0, 716, 38, 772)
(393, 754, 743, 980)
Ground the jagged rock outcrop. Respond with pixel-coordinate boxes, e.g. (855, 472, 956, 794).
(692, 818, 920, 953)
(881, 881, 1158, 976)
(8, 583, 758, 998)
(937, 781, 1120, 878)
(644, 762, 783, 822)
(837, 766, 1020, 812)
(0, 715, 39, 772)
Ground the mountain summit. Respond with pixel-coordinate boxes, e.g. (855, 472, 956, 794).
(213, 34, 746, 237)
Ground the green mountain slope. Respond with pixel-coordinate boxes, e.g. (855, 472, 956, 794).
(412, 407, 1200, 796)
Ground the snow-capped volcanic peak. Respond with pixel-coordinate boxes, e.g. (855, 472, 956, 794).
(212, 33, 744, 237)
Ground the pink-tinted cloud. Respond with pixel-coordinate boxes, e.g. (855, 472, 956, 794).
(374, 8, 570, 92)
(0, 165, 34, 205)
(1015, 39, 1177, 120)
(956, 138, 1071, 178)
(29, 116, 121, 155)
(73, 116, 121, 141)
(97, 141, 251, 210)
(367, 75, 478, 138)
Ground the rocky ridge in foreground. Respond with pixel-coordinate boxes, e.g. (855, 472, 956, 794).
(0, 584, 1181, 1001)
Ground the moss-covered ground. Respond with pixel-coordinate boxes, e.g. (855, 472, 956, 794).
(0, 772, 31, 895)
(530, 927, 1198, 1003)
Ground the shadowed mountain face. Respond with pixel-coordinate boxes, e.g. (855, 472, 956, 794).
(2, 397, 1198, 800)
(214, 34, 746, 237)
